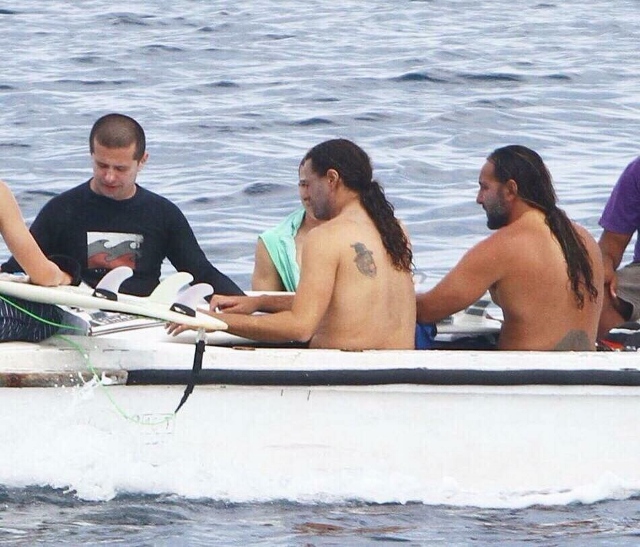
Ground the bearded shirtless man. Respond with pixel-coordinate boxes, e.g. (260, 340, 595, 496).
(169, 139, 416, 350)
(417, 145, 603, 351)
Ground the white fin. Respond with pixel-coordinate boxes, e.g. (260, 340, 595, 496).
(170, 283, 213, 317)
(148, 272, 194, 305)
(94, 266, 134, 300)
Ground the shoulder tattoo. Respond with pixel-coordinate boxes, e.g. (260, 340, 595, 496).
(351, 242, 377, 278)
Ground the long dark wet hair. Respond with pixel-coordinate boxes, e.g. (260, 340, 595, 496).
(488, 145, 598, 308)
(302, 139, 413, 273)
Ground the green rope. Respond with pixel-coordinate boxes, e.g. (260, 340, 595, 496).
(56, 334, 176, 427)
(0, 294, 85, 331)
(0, 294, 176, 427)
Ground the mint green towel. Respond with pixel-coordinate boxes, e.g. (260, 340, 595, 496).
(258, 208, 305, 292)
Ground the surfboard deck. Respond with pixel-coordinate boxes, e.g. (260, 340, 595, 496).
(436, 299, 502, 334)
(0, 273, 227, 331)
(0, 275, 499, 341)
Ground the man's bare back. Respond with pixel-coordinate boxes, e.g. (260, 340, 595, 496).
(416, 145, 603, 351)
(169, 139, 415, 350)
(304, 206, 415, 349)
(485, 213, 602, 350)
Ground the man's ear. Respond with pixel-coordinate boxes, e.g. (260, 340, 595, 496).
(326, 168, 340, 188)
(505, 178, 518, 198)
(138, 152, 149, 169)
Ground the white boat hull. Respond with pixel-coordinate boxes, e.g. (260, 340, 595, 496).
(1, 328, 639, 505)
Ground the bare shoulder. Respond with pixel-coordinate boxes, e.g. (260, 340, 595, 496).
(482, 216, 555, 251)
(305, 217, 345, 246)
(466, 228, 513, 259)
(570, 222, 601, 260)
(455, 224, 536, 279)
(302, 221, 344, 265)
(572, 222, 603, 272)
(572, 221, 597, 245)
(305, 219, 335, 242)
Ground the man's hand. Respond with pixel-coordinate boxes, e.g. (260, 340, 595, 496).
(58, 269, 73, 286)
(606, 269, 619, 299)
(165, 321, 193, 336)
(210, 294, 260, 315)
(165, 313, 222, 336)
(599, 229, 632, 298)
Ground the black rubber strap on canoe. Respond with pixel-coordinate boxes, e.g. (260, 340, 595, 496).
(174, 330, 206, 413)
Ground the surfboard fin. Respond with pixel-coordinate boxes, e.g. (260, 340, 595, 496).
(93, 266, 134, 301)
(170, 283, 213, 317)
(148, 272, 194, 305)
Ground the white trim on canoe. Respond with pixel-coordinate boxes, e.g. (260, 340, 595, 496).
(0, 327, 638, 388)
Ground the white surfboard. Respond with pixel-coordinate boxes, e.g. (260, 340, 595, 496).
(238, 291, 503, 336)
(0, 269, 227, 331)
(95, 269, 194, 306)
(436, 299, 502, 334)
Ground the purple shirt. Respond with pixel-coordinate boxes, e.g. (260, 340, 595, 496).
(599, 157, 640, 262)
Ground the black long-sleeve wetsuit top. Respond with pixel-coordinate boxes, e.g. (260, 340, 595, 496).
(1, 181, 244, 297)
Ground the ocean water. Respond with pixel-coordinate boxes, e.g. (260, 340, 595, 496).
(1, 0, 640, 544)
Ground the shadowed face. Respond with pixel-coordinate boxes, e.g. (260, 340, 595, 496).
(299, 159, 332, 220)
(90, 141, 147, 201)
(476, 160, 509, 229)
(297, 172, 314, 217)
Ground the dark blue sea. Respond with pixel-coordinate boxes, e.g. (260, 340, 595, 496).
(2, 1, 640, 544)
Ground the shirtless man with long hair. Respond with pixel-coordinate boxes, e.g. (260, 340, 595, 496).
(417, 145, 603, 350)
(169, 139, 416, 350)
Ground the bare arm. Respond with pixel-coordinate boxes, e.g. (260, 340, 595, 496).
(0, 181, 70, 286)
(218, 228, 335, 342)
(173, 227, 336, 342)
(210, 293, 294, 314)
(251, 238, 285, 291)
(417, 238, 502, 323)
(598, 229, 632, 293)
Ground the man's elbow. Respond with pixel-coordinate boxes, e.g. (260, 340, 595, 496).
(288, 323, 315, 343)
(416, 295, 434, 323)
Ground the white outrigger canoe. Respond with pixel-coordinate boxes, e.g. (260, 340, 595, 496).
(1, 305, 639, 505)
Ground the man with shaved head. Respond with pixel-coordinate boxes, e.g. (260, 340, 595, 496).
(2, 113, 242, 297)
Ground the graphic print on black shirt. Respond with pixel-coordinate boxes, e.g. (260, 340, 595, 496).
(87, 232, 143, 271)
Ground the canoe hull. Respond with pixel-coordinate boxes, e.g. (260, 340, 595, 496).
(1, 329, 638, 504)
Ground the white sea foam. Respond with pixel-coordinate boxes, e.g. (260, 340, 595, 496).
(1, 380, 639, 509)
